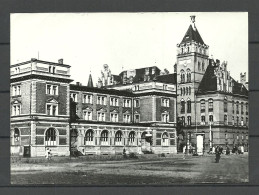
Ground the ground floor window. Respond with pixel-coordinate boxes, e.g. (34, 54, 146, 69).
(85, 129, 94, 145)
(128, 131, 135, 145)
(115, 131, 123, 145)
(100, 130, 109, 145)
(45, 128, 57, 146)
(162, 132, 169, 146)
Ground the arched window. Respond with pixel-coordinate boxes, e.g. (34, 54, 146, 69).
(187, 116, 191, 126)
(100, 130, 109, 145)
(224, 115, 228, 125)
(52, 66, 55, 74)
(115, 131, 123, 145)
(183, 87, 185, 95)
(186, 69, 191, 82)
(181, 100, 185, 113)
(181, 116, 185, 126)
(180, 70, 185, 83)
(85, 129, 94, 145)
(45, 128, 57, 146)
(13, 128, 20, 145)
(187, 99, 191, 113)
(224, 97, 228, 112)
(236, 101, 239, 114)
(162, 132, 169, 146)
(200, 99, 205, 113)
(208, 99, 213, 112)
(128, 131, 135, 145)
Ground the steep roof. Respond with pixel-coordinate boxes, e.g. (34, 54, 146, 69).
(156, 73, 177, 84)
(197, 63, 248, 97)
(181, 25, 205, 45)
(87, 74, 93, 87)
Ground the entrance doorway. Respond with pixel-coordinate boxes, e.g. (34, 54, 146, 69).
(141, 132, 152, 153)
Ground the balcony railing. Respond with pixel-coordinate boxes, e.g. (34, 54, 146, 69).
(181, 121, 249, 127)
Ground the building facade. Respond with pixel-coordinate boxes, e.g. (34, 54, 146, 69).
(10, 16, 248, 157)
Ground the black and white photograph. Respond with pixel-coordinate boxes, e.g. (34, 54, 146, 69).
(10, 12, 248, 184)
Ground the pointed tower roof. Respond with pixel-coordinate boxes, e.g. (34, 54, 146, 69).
(180, 16, 205, 45)
(87, 74, 93, 87)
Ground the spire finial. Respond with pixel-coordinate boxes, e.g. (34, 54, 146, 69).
(190, 15, 196, 30)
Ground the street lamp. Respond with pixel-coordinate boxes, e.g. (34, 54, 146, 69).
(209, 121, 212, 150)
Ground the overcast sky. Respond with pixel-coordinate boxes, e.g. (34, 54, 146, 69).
(11, 12, 248, 85)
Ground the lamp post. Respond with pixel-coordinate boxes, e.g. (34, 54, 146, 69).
(209, 121, 212, 150)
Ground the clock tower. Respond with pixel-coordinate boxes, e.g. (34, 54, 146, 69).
(176, 16, 209, 127)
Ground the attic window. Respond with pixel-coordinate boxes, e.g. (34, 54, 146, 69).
(185, 35, 189, 39)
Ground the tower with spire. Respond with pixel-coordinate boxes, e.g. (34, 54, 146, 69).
(176, 16, 209, 126)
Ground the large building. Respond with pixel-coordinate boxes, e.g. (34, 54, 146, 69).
(10, 16, 248, 157)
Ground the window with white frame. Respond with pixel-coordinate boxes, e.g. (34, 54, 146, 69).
(134, 99, 140, 107)
(123, 99, 131, 107)
(162, 132, 169, 146)
(83, 94, 93, 104)
(110, 97, 119, 106)
(115, 131, 123, 145)
(123, 114, 131, 123)
(46, 104, 58, 116)
(110, 113, 118, 122)
(162, 113, 169, 123)
(134, 114, 140, 123)
(13, 128, 20, 145)
(70, 93, 78, 102)
(162, 98, 170, 107)
(12, 85, 21, 96)
(100, 130, 109, 145)
(46, 84, 58, 95)
(187, 116, 191, 126)
(12, 104, 21, 116)
(163, 84, 168, 90)
(97, 96, 107, 105)
(45, 128, 57, 146)
(83, 110, 92, 120)
(128, 131, 135, 145)
(85, 130, 94, 145)
(97, 112, 106, 121)
(201, 115, 205, 124)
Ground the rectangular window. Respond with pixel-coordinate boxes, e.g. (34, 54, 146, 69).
(201, 115, 205, 125)
(97, 96, 106, 105)
(83, 94, 93, 104)
(70, 93, 78, 102)
(12, 105, 21, 116)
(123, 114, 131, 123)
(134, 114, 140, 123)
(162, 98, 170, 107)
(83, 111, 92, 120)
(46, 84, 58, 95)
(97, 112, 106, 121)
(46, 104, 58, 116)
(110, 97, 119, 106)
(134, 99, 140, 107)
(162, 114, 169, 122)
(12, 85, 21, 96)
(123, 99, 131, 107)
(110, 113, 118, 122)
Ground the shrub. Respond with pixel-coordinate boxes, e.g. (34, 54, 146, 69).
(161, 153, 166, 157)
(129, 153, 138, 159)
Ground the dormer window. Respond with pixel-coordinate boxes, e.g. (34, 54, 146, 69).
(185, 35, 189, 39)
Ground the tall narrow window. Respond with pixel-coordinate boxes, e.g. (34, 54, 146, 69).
(100, 130, 109, 145)
(241, 102, 244, 114)
(224, 115, 228, 125)
(201, 115, 205, 125)
(128, 131, 135, 145)
(236, 101, 239, 114)
(208, 99, 213, 112)
(181, 116, 185, 126)
(200, 99, 205, 113)
(187, 116, 191, 126)
(115, 131, 122, 145)
(85, 130, 94, 145)
(180, 100, 185, 114)
(45, 128, 56, 146)
(187, 100, 191, 113)
(162, 132, 169, 146)
(209, 115, 213, 122)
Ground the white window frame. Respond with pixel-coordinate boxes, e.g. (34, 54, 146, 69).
(123, 114, 131, 123)
(128, 132, 135, 145)
(134, 114, 140, 123)
(162, 98, 170, 107)
(46, 84, 59, 95)
(70, 93, 78, 102)
(115, 131, 123, 146)
(46, 103, 58, 116)
(97, 96, 107, 105)
(162, 113, 169, 123)
(83, 94, 93, 104)
(83, 110, 92, 120)
(123, 99, 131, 107)
(110, 97, 119, 106)
(110, 113, 118, 122)
(85, 130, 94, 145)
(162, 132, 169, 146)
(100, 130, 109, 146)
(12, 85, 21, 96)
(97, 112, 106, 121)
(134, 99, 140, 107)
(12, 104, 21, 116)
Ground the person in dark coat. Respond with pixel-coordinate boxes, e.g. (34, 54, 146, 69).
(215, 146, 222, 163)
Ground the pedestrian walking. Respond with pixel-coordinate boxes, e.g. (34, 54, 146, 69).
(45, 148, 50, 160)
(215, 146, 222, 163)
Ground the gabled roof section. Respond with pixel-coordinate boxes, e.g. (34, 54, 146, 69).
(197, 64, 217, 94)
(181, 24, 205, 45)
(232, 78, 248, 96)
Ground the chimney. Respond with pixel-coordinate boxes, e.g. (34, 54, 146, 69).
(58, 59, 63, 64)
(76, 82, 81, 86)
